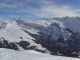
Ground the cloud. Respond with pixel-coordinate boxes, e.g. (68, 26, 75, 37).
(0, 0, 28, 10)
(29, 6, 76, 17)
(8, 15, 20, 18)
(25, 0, 77, 17)
(0, 0, 78, 18)
(74, 9, 80, 12)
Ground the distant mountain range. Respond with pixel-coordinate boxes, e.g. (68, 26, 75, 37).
(0, 17, 80, 58)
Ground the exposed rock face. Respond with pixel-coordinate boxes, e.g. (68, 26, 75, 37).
(0, 17, 80, 57)
(0, 37, 18, 50)
(18, 41, 30, 49)
(21, 23, 80, 57)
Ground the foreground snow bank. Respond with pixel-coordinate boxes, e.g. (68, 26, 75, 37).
(0, 48, 80, 60)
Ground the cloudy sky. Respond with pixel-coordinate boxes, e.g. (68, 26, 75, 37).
(0, 0, 80, 21)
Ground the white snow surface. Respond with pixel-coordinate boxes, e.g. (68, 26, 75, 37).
(0, 17, 80, 50)
(0, 48, 80, 60)
(0, 17, 80, 60)
(0, 17, 80, 42)
(0, 17, 80, 51)
(0, 21, 34, 42)
(0, 21, 46, 50)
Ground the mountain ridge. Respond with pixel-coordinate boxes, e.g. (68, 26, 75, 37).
(0, 17, 80, 57)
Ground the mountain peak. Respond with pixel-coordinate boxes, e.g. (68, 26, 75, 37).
(12, 18, 21, 22)
(0, 17, 80, 58)
(12, 18, 24, 24)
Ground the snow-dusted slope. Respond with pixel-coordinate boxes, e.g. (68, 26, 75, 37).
(0, 21, 34, 42)
(51, 17, 80, 34)
(0, 20, 46, 51)
(0, 17, 80, 58)
(0, 48, 80, 60)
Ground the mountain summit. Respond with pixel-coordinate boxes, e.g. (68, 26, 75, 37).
(0, 17, 80, 57)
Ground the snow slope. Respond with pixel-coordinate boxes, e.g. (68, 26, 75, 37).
(0, 17, 80, 58)
(0, 48, 80, 60)
(0, 20, 46, 51)
(0, 17, 80, 42)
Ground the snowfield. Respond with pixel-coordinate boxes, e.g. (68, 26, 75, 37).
(0, 48, 80, 60)
(0, 17, 80, 59)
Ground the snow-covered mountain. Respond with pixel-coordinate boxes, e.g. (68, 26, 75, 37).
(0, 17, 80, 58)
